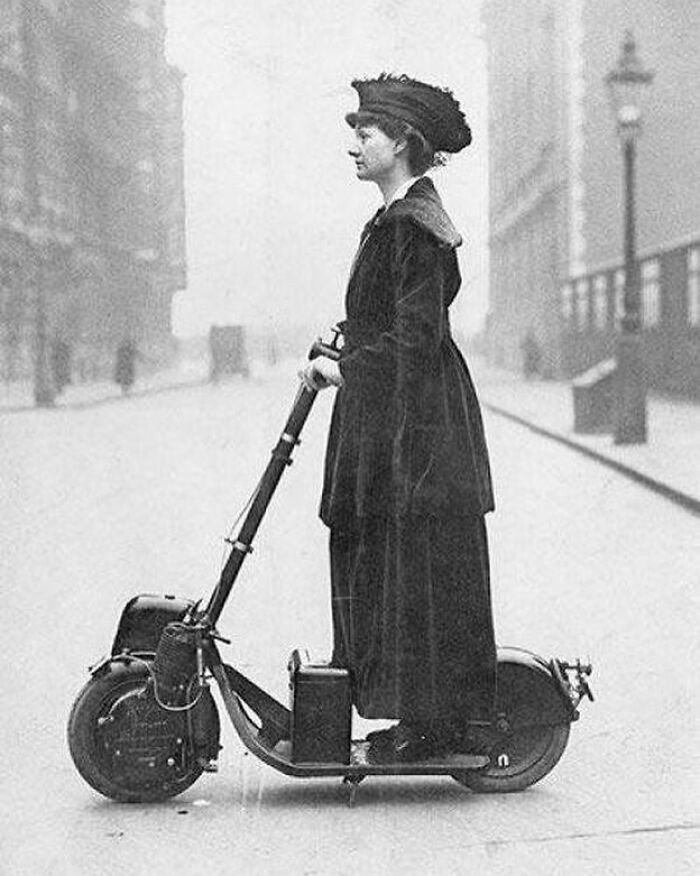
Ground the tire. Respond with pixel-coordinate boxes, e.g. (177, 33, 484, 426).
(452, 660, 571, 793)
(67, 659, 210, 803)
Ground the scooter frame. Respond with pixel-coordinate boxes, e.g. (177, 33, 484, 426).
(69, 335, 593, 803)
(100, 595, 589, 804)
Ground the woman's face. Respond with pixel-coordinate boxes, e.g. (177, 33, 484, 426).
(348, 125, 400, 182)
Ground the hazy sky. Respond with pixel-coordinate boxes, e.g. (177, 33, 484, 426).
(165, 0, 489, 337)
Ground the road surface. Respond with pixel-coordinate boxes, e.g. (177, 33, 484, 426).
(1, 370, 698, 875)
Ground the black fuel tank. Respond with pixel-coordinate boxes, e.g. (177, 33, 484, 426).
(111, 594, 194, 655)
(288, 649, 351, 765)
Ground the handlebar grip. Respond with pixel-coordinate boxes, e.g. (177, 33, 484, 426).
(308, 339, 341, 362)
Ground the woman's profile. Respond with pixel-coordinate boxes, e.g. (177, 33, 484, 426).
(301, 73, 496, 763)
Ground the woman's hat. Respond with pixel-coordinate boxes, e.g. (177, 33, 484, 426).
(345, 73, 472, 153)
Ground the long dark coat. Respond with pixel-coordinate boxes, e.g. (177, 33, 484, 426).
(320, 178, 496, 724)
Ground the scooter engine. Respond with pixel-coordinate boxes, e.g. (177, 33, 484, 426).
(96, 622, 204, 784)
(67, 620, 220, 802)
(151, 621, 198, 705)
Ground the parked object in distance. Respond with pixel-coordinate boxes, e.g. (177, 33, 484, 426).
(209, 325, 249, 381)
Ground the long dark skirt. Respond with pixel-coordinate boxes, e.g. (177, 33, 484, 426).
(330, 514, 496, 725)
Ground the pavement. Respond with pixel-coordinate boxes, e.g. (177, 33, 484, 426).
(471, 359, 700, 517)
(3, 353, 699, 517)
(2, 372, 698, 875)
(0, 357, 209, 413)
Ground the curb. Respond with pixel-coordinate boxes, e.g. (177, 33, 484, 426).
(483, 400, 700, 518)
(0, 377, 208, 416)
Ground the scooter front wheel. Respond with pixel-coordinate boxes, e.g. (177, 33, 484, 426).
(452, 658, 571, 793)
(67, 658, 211, 803)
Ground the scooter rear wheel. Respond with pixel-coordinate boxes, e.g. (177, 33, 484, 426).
(67, 658, 209, 803)
(452, 660, 571, 793)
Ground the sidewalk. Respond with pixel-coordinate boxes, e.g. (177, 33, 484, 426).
(0, 357, 209, 414)
(472, 360, 700, 516)
(5, 355, 698, 514)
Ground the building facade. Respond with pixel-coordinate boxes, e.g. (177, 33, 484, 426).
(561, 234, 700, 396)
(0, 0, 185, 387)
(483, 0, 700, 396)
(483, 0, 569, 377)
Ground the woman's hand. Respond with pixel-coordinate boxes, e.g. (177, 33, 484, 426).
(298, 359, 344, 392)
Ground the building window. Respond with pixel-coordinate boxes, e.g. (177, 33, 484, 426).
(576, 279, 589, 332)
(0, 0, 22, 73)
(36, 114, 66, 221)
(614, 269, 625, 328)
(39, 0, 62, 14)
(36, 30, 62, 94)
(593, 275, 608, 331)
(66, 89, 78, 115)
(0, 95, 25, 218)
(561, 284, 573, 324)
(641, 259, 661, 328)
(688, 247, 700, 327)
(0, 261, 26, 380)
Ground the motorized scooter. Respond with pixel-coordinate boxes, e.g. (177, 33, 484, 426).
(67, 333, 593, 805)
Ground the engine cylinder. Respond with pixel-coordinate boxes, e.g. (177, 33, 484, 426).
(152, 622, 198, 704)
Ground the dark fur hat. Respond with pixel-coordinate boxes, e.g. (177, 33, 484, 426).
(345, 73, 472, 153)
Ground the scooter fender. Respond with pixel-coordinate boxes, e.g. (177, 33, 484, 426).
(110, 593, 194, 657)
(497, 646, 578, 723)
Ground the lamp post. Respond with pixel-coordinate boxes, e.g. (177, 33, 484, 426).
(27, 227, 58, 408)
(21, 0, 56, 407)
(605, 31, 654, 444)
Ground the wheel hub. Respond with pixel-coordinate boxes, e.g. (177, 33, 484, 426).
(99, 687, 191, 785)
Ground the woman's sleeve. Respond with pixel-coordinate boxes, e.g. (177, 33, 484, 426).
(339, 220, 449, 391)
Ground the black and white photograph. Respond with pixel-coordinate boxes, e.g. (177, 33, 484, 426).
(1, 1, 698, 874)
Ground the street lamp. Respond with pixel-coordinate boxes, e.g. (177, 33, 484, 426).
(26, 226, 75, 407)
(26, 226, 56, 408)
(605, 31, 654, 444)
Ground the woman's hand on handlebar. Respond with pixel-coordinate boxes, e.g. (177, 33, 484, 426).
(298, 359, 344, 392)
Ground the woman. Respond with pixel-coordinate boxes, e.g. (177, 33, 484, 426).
(301, 74, 496, 762)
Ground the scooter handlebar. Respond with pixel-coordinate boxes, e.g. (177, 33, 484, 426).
(308, 339, 341, 362)
(308, 325, 343, 362)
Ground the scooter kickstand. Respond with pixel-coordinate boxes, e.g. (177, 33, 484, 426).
(342, 774, 365, 807)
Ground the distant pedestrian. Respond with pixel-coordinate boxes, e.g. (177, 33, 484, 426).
(113, 338, 138, 394)
(50, 339, 72, 395)
(521, 330, 541, 380)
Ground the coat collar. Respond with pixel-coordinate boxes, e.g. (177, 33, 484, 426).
(385, 175, 422, 207)
(379, 177, 462, 248)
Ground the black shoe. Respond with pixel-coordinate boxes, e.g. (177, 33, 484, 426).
(392, 724, 440, 762)
(365, 725, 399, 764)
(367, 723, 441, 764)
